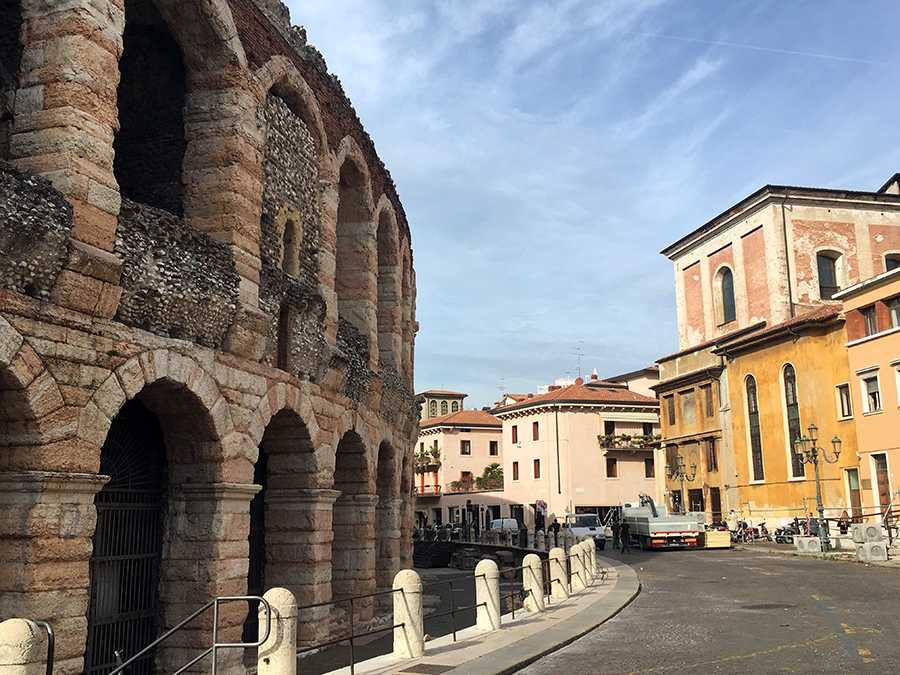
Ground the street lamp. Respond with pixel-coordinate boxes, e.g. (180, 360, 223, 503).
(794, 423, 842, 552)
(665, 453, 697, 515)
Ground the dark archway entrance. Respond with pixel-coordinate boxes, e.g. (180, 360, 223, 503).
(85, 398, 167, 675)
(243, 447, 267, 642)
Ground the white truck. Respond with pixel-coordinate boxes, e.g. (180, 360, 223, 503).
(617, 492, 700, 550)
(561, 513, 606, 550)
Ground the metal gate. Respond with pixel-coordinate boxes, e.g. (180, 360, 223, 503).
(85, 398, 167, 675)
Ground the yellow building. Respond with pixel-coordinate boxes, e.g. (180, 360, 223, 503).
(835, 267, 900, 521)
(715, 307, 859, 526)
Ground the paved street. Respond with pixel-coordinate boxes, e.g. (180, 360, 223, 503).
(517, 547, 900, 675)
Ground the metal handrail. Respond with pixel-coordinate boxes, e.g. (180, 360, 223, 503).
(108, 595, 270, 675)
(33, 620, 54, 675)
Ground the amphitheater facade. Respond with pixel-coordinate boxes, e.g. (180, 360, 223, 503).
(0, 1, 418, 673)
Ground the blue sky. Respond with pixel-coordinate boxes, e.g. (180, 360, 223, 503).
(284, 0, 900, 409)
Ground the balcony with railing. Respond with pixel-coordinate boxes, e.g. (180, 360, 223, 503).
(415, 484, 441, 496)
(597, 434, 661, 451)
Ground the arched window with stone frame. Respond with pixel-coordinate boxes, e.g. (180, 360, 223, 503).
(714, 266, 736, 325)
(746, 374, 764, 481)
(782, 363, 804, 478)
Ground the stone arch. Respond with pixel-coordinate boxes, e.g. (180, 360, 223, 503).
(82, 350, 250, 673)
(335, 138, 377, 349)
(375, 197, 402, 372)
(374, 439, 401, 604)
(253, 57, 331, 172)
(0, 316, 67, 472)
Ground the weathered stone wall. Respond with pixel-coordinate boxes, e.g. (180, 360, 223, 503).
(0, 161, 73, 299)
(114, 199, 240, 348)
(0, 0, 21, 160)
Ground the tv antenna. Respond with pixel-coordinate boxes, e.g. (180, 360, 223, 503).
(572, 341, 584, 379)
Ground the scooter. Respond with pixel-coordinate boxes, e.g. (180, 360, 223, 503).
(774, 524, 798, 544)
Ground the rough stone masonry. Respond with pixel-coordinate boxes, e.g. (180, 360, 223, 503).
(0, 1, 419, 674)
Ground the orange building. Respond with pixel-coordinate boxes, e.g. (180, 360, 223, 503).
(836, 267, 900, 522)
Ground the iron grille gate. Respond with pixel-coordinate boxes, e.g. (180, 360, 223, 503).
(86, 399, 167, 675)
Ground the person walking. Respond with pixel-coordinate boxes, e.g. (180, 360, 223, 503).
(611, 519, 621, 550)
(620, 518, 631, 554)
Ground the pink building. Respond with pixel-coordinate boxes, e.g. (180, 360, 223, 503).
(492, 379, 660, 528)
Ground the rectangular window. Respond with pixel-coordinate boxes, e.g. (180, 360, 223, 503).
(863, 375, 882, 413)
(489, 440, 498, 456)
(533, 459, 541, 479)
(665, 395, 675, 425)
(863, 305, 879, 336)
(644, 457, 655, 478)
(605, 420, 616, 435)
(665, 444, 677, 470)
(512, 461, 519, 481)
(642, 422, 653, 436)
(461, 471, 472, 480)
(836, 383, 852, 418)
(890, 297, 900, 329)
(701, 384, 715, 418)
(532, 421, 539, 441)
(680, 389, 696, 425)
(706, 438, 718, 472)
(511, 425, 518, 444)
(460, 440, 471, 455)
(606, 457, 618, 478)
(419, 442, 424, 452)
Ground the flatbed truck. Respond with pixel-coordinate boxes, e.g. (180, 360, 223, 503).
(617, 492, 700, 549)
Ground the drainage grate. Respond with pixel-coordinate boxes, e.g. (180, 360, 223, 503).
(400, 665, 456, 674)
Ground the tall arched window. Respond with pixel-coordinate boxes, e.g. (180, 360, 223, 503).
(783, 364, 804, 478)
(746, 375, 764, 481)
(817, 252, 840, 299)
(441, 401, 448, 415)
(715, 267, 736, 325)
(429, 400, 437, 417)
(451, 401, 459, 412)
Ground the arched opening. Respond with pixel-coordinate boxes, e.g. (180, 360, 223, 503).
(376, 209, 401, 370)
(782, 364, 804, 478)
(0, 0, 23, 160)
(114, 0, 187, 215)
(885, 254, 900, 273)
(281, 219, 300, 277)
(441, 401, 448, 415)
(715, 267, 736, 325)
(399, 246, 414, 389)
(335, 160, 374, 336)
(85, 398, 167, 675)
(374, 441, 398, 606)
(332, 431, 375, 613)
(746, 375, 764, 482)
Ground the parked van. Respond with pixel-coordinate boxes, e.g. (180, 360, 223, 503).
(489, 518, 518, 532)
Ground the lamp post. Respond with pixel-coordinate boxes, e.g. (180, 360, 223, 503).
(794, 423, 842, 552)
(665, 453, 697, 515)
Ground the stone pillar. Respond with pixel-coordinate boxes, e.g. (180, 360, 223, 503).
(526, 529, 535, 549)
(0, 471, 107, 675)
(536, 530, 546, 551)
(0, 619, 46, 675)
(375, 496, 402, 609)
(159, 483, 260, 675)
(522, 554, 544, 613)
(585, 539, 596, 579)
(563, 530, 575, 552)
(549, 548, 569, 600)
(264, 489, 339, 646)
(258, 588, 296, 675)
(491, 529, 500, 545)
(12, 0, 124, 253)
(331, 493, 378, 619)
(392, 570, 423, 659)
(474, 560, 500, 631)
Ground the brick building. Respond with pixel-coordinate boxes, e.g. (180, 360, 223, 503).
(0, 1, 418, 674)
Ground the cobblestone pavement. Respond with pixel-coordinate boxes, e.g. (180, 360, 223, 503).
(517, 548, 900, 675)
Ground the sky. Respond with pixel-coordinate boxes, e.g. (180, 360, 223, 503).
(284, 0, 900, 410)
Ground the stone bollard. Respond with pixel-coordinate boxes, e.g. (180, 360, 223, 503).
(536, 529, 546, 551)
(475, 559, 501, 631)
(571, 542, 587, 591)
(549, 547, 569, 599)
(258, 588, 297, 675)
(526, 529, 535, 549)
(0, 619, 46, 675)
(393, 570, 424, 658)
(522, 554, 545, 613)
(492, 529, 500, 545)
(563, 530, 575, 552)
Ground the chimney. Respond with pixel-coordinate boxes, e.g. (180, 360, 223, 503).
(575, 377, 584, 385)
